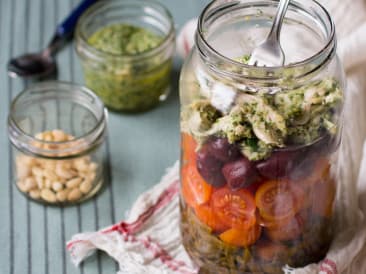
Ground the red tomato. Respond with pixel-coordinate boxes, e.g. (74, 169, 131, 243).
(194, 204, 229, 233)
(181, 133, 197, 165)
(310, 178, 336, 218)
(212, 187, 256, 230)
(219, 224, 262, 247)
(265, 214, 305, 242)
(255, 180, 305, 221)
(181, 164, 212, 208)
(255, 241, 289, 261)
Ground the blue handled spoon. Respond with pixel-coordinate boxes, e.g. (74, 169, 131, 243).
(7, 0, 97, 79)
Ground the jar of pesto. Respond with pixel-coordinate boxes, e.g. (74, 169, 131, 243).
(75, 0, 175, 112)
(180, 0, 345, 273)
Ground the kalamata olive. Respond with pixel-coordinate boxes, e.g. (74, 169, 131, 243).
(256, 150, 301, 179)
(196, 148, 226, 187)
(206, 137, 240, 163)
(222, 157, 259, 190)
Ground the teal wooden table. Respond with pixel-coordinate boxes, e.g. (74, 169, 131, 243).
(0, 0, 210, 273)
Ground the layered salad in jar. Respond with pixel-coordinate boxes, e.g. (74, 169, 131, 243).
(180, 61, 343, 273)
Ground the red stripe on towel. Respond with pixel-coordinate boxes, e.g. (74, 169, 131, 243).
(67, 180, 197, 274)
(105, 180, 180, 234)
(323, 258, 338, 274)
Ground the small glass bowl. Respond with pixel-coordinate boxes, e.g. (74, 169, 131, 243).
(8, 81, 108, 205)
(75, 0, 176, 112)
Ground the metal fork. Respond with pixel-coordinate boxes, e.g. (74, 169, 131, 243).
(248, 0, 291, 67)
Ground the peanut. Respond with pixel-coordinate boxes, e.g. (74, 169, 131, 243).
(80, 180, 93, 194)
(66, 177, 82, 188)
(29, 189, 40, 199)
(15, 130, 99, 204)
(56, 189, 69, 202)
(52, 182, 63, 192)
(67, 188, 82, 202)
(41, 189, 57, 203)
(24, 177, 36, 191)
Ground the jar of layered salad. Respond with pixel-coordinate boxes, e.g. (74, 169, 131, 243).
(75, 0, 175, 112)
(179, 0, 345, 273)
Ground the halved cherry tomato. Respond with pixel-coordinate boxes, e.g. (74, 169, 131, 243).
(195, 204, 229, 233)
(265, 214, 305, 242)
(255, 241, 289, 262)
(219, 224, 262, 247)
(181, 164, 212, 208)
(255, 180, 305, 221)
(181, 133, 197, 165)
(310, 178, 336, 218)
(212, 187, 256, 230)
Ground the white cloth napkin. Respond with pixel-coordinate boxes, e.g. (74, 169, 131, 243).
(67, 1, 366, 273)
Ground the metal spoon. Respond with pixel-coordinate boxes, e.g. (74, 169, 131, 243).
(248, 0, 291, 67)
(8, 0, 97, 79)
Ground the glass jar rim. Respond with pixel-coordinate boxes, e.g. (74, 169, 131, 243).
(8, 81, 108, 159)
(75, 0, 176, 62)
(196, 0, 337, 81)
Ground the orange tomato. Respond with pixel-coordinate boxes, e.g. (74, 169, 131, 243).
(212, 187, 257, 230)
(181, 164, 213, 208)
(194, 204, 229, 233)
(219, 224, 262, 247)
(181, 133, 197, 165)
(255, 180, 305, 222)
(310, 178, 336, 218)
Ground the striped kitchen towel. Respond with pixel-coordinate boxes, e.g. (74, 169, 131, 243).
(67, 162, 198, 274)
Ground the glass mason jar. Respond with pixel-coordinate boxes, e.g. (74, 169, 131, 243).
(179, 0, 345, 273)
(8, 82, 108, 205)
(75, 0, 176, 112)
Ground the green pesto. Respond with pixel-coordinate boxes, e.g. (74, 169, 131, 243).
(88, 24, 163, 55)
(85, 24, 171, 112)
(181, 78, 343, 161)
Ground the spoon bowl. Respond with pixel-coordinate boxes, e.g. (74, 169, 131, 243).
(8, 53, 56, 79)
(6, 0, 97, 79)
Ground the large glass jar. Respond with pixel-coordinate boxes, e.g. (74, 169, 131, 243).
(8, 82, 108, 205)
(179, 0, 345, 273)
(75, 0, 175, 112)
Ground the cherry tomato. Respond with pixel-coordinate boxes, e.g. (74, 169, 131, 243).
(219, 224, 262, 247)
(255, 180, 305, 221)
(212, 187, 256, 229)
(181, 133, 197, 165)
(181, 164, 212, 208)
(255, 241, 289, 262)
(194, 204, 229, 233)
(265, 214, 305, 242)
(310, 178, 336, 218)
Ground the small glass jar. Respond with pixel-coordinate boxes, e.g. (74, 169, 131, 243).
(8, 81, 108, 205)
(180, 0, 345, 273)
(75, 0, 176, 112)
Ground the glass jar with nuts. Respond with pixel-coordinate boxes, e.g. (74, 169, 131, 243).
(8, 82, 108, 205)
